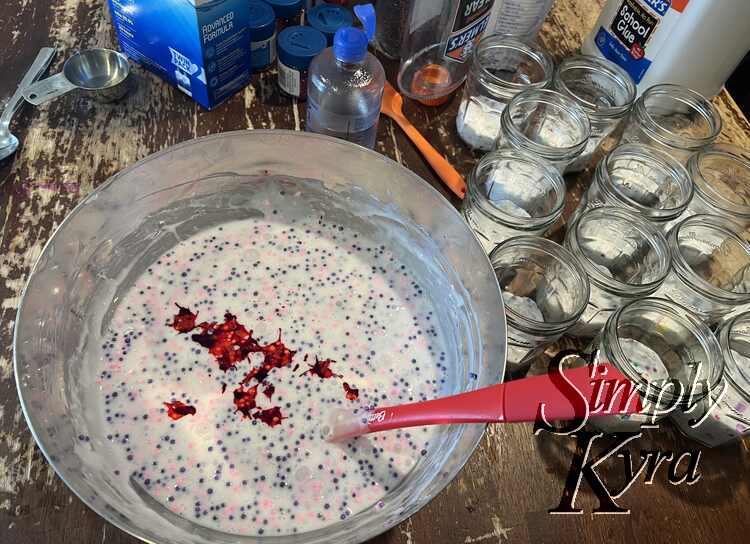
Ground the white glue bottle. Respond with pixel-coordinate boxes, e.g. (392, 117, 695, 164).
(582, 0, 750, 98)
(306, 3, 385, 149)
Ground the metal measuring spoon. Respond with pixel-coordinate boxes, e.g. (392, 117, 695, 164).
(0, 47, 56, 161)
(23, 49, 131, 106)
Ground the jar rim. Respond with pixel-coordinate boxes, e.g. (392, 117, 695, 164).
(501, 89, 591, 160)
(604, 297, 724, 407)
(553, 54, 636, 119)
(633, 84, 722, 150)
(668, 214, 750, 304)
(467, 148, 566, 228)
(720, 312, 750, 403)
(489, 236, 590, 333)
(472, 36, 554, 99)
(690, 144, 750, 217)
(565, 206, 671, 294)
(597, 143, 694, 221)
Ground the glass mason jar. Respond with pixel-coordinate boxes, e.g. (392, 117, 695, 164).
(571, 143, 694, 227)
(456, 36, 554, 152)
(565, 207, 671, 339)
(462, 148, 566, 253)
(667, 144, 750, 230)
(490, 236, 590, 380)
(552, 55, 636, 172)
(587, 297, 724, 434)
(495, 88, 591, 173)
(620, 84, 722, 163)
(653, 214, 750, 324)
(672, 311, 750, 448)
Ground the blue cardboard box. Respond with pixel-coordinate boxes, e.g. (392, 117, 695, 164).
(108, 0, 252, 109)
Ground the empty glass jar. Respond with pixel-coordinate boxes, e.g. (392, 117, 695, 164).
(672, 311, 750, 448)
(565, 207, 671, 338)
(462, 148, 566, 253)
(621, 84, 722, 163)
(654, 214, 750, 324)
(552, 55, 636, 172)
(456, 36, 554, 152)
(587, 297, 724, 434)
(669, 144, 750, 230)
(495, 88, 591, 173)
(571, 143, 694, 227)
(490, 236, 590, 379)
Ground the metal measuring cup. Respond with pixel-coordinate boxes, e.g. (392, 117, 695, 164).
(23, 48, 132, 105)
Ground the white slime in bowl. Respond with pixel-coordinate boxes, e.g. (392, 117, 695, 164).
(93, 215, 448, 536)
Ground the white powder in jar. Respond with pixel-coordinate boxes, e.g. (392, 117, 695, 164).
(502, 291, 544, 322)
(457, 96, 506, 151)
(493, 199, 532, 219)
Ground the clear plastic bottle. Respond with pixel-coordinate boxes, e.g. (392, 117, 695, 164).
(489, 0, 554, 42)
(306, 4, 385, 149)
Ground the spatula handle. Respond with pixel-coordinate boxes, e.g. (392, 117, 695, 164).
(393, 115, 467, 199)
(362, 364, 641, 434)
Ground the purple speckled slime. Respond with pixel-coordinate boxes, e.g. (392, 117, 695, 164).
(95, 215, 448, 536)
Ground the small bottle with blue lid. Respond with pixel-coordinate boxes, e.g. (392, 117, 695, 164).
(308, 3, 353, 46)
(248, 0, 277, 73)
(306, 4, 385, 149)
(277, 26, 327, 100)
(266, 0, 303, 31)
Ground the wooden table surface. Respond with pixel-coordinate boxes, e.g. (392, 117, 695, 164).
(2, 1, 750, 543)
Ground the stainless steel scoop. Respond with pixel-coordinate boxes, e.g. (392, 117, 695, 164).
(23, 48, 132, 105)
(0, 47, 56, 162)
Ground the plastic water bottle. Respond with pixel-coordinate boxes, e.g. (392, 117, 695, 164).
(306, 3, 385, 149)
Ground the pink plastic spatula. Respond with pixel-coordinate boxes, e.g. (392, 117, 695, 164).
(324, 363, 642, 442)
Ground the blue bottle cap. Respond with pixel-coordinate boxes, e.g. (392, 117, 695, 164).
(308, 4, 354, 46)
(248, 1, 276, 42)
(333, 3, 376, 64)
(278, 26, 327, 70)
(266, 0, 303, 20)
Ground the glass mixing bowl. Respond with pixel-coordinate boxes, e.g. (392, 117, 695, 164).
(13, 131, 506, 544)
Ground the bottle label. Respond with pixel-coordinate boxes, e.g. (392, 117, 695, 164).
(444, 0, 495, 63)
(250, 32, 276, 70)
(591, 0, 689, 83)
(278, 60, 301, 97)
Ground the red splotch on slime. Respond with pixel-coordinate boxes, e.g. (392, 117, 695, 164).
(343, 382, 359, 401)
(253, 407, 286, 427)
(304, 357, 342, 379)
(164, 400, 197, 420)
(233, 385, 258, 418)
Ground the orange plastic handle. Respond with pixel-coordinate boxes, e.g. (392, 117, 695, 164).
(392, 114, 466, 199)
